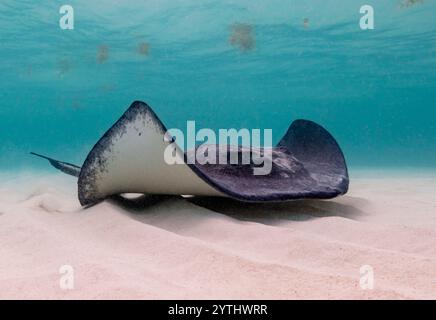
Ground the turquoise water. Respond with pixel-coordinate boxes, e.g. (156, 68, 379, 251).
(1, 1, 435, 170)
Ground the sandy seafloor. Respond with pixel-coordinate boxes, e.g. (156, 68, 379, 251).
(0, 169, 435, 299)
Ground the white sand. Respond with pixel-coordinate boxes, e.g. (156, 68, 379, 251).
(0, 170, 435, 299)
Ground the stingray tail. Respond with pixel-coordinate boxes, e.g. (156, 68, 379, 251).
(30, 152, 81, 177)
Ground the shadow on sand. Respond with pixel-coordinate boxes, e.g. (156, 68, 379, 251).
(108, 193, 369, 226)
(186, 196, 369, 223)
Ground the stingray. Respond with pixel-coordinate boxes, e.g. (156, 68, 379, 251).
(31, 101, 349, 206)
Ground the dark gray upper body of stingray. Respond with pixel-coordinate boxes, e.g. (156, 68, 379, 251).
(32, 101, 349, 205)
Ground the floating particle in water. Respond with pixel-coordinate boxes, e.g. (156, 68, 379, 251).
(137, 42, 150, 56)
(97, 45, 109, 63)
(56, 57, 71, 77)
(303, 18, 309, 28)
(229, 23, 255, 52)
(400, 0, 424, 7)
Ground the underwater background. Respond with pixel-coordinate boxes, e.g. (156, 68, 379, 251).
(0, 0, 435, 171)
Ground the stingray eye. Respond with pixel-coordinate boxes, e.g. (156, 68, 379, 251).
(171, 136, 176, 142)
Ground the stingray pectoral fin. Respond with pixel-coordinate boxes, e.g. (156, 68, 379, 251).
(77, 101, 223, 206)
(30, 152, 81, 177)
(277, 119, 349, 195)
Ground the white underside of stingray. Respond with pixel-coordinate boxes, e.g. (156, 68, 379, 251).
(80, 105, 222, 198)
(32, 101, 349, 206)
